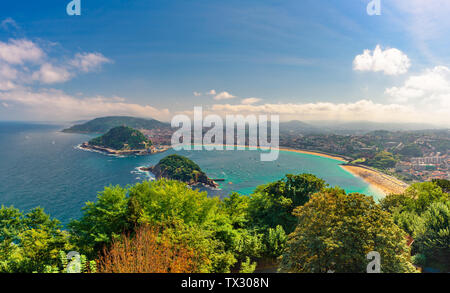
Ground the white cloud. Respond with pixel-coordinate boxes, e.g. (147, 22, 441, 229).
(0, 39, 45, 65)
(0, 80, 16, 91)
(0, 88, 171, 121)
(32, 63, 72, 84)
(0, 36, 158, 121)
(0, 63, 18, 90)
(69, 52, 111, 72)
(0, 37, 113, 88)
(353, 45, 411, 75)
(210, 99, 449, 126)
(214, 91, 236, 100)
(193, 91, 202, 96)
(241, 97, 261, 105)
(385, 66, 450, 114)
(207, 89, 217, 95)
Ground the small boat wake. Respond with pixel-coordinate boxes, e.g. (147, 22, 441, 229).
(74, 144, 126, 158)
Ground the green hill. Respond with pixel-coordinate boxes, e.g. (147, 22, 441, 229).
(89, 126, 151, 150)
(62, 116, 170, 133)
(148, 154, 217, 187)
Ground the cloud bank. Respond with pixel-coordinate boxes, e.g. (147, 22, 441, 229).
(0, 28, 169, 121)
(385, 66, 450, 120)
(0, 89, 170, 121)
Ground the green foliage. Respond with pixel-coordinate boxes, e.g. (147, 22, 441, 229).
(239, 257, 257, 273)
(381, 182, 448, 215)
(414, 201, 450, 272)
(42, 251, 96, 273)
(68, 185, 129, 256)
(381, 181, 449, 272)
(432, 179, 450, 193)
(396, 144, 423, 158)
(366, 151, 398, 169)
(3, 173, 431, 273)
(62, 116, 169, 133)
(70, 179, 250, 273)
(0, 206, 72, 273)
(152, 154, 208, 183)
(264, 225, 287, 258)
(222, 193, 250, 229)
(247, 174, 326, 234)
(280, 188, 417, 273)
(89, 126, 151, 150)
(126, 179, 221, 227)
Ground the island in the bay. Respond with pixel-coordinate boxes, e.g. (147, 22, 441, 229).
(80, 126, 160, 155)
(140, 154, 219, 188)
(66, 116, 173, 155)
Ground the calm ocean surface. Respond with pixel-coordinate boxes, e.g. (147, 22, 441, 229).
(0, 122, 383, 225)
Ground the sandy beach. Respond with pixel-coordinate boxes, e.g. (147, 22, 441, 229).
(340, 165, 409, 196)
(208, 144, 349, 162)
(277, 147, 348, 162)
(152, 143, 408, 196)
(278, 148, 408, 196)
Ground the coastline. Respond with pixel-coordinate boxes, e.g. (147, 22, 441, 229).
(218, 144, 408, 196)
(181, 144, 407, 196)
(78, 142, 171, 156)
(200, 144, 350, 162)
(79, 141, 408, 197)
(276, 147, 408, 196)
(340, 164, 409, 196)
(277, 147, 348, 162)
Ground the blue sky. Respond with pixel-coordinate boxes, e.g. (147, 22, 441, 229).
(0, 0, 449, 125)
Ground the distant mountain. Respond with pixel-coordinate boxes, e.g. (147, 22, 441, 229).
(62, 116, 170, 133)
(279, 120, 327, 135)
(305, 121, 442, 135)
(89, 126, 151, 150)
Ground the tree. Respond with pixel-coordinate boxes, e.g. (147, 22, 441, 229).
(413, 201, 450, 272)
(396, 144, 423, 158)
(280, 188, 417, 273)
(69, 185, 129, 257)
(0, 206, 71, 273)
(69, 179, 247, 272)
(247, 174, 326, 234)
(97, 225, 202, 273)
(366, 151, 398, 169)
(432, 179, 450, 193)
(263, 225, 287, 258)
(381, 182, 449, 272)
(381, 182, 448, 215)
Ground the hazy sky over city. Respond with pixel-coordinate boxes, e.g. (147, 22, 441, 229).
(0, 0, 449, 126)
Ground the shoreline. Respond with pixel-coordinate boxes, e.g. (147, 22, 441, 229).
(277, 147, 348, 162)
(340, 164, 409, 196)
(79, 141, 407, 197)
(198, 144, 350, 162)
(138, 166, 220, 189)
(78, 142, 171, 156)
(211, 144, 408, 196)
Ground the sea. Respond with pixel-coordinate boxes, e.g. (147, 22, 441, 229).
(0, 122, 383, 225)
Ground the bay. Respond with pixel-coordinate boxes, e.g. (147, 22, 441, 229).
(0, 122, 383, 225)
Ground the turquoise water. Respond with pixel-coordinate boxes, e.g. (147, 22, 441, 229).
(0, 122, 383, 225)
